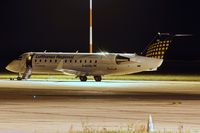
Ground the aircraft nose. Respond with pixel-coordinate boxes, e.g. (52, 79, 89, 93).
(6, 60, 21, 73)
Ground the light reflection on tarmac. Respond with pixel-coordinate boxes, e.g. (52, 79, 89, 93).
(0, 79, 200, 95)
(0, 79, 200, 132)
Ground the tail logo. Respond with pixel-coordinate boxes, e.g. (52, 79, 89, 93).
(146, 40, 172, 59)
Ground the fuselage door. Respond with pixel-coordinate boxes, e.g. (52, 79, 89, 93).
(26, 54, 34, 68)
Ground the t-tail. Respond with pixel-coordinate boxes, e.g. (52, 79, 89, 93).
(141, 32, 191, 59)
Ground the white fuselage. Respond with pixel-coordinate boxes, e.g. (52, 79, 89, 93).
(6, 52, 163, 76)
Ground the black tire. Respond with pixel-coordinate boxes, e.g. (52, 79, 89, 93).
(17, 77, 22, 81)
(10, 78, 15, 81)
(94, 76, 102, 82)
(80, 76, 87, 82)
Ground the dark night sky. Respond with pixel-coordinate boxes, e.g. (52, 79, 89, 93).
(0, 0, 200, 73)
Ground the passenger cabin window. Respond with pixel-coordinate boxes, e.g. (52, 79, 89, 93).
(45, 59, 47, 62)
(35, 60, 37, 63)
(65, 60, 67, 63)
(75, 60, 77, 63)
(50, 60, 52, 63)
(39, 59, 42, 62)
(70, 60, 72, 63)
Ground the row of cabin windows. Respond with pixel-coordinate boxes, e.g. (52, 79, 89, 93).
(35, 59, 98, 64)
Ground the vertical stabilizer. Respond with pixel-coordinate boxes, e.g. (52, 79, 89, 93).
(142, 33, 174, 59)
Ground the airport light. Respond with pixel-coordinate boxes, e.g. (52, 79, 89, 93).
(89, 0, 93, 53)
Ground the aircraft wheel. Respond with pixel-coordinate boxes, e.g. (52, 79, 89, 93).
(10, 78, 15, 80)
(94, 76, 102, 82)
(80, 76, 87, 82)
(17, 77, 22, 80)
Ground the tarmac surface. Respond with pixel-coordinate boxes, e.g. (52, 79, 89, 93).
(0, 79, 200, 132)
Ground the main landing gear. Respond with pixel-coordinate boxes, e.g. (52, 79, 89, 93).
(79, 76, 87, 82)
(79, 76, 102, 82)
(94, 76, 102, 82)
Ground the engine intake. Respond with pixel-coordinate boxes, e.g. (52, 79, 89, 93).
(115, 55, 130, 65)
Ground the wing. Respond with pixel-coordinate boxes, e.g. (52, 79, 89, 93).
(55, 60, 86, 76)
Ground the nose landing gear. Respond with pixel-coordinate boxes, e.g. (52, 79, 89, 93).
(17, 76, 23, 80)
(16, 73, 23, 80)
(9, 73, 23, 81)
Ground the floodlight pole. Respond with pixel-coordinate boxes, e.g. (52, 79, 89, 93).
(89, 0, 93, 53)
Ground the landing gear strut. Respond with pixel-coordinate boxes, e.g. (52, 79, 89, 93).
(94, 76, 102, 82)
(17, 73, 23, 80)
(79, 76, 87, 82)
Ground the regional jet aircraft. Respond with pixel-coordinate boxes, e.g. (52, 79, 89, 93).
(6, 33, 181, 82)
